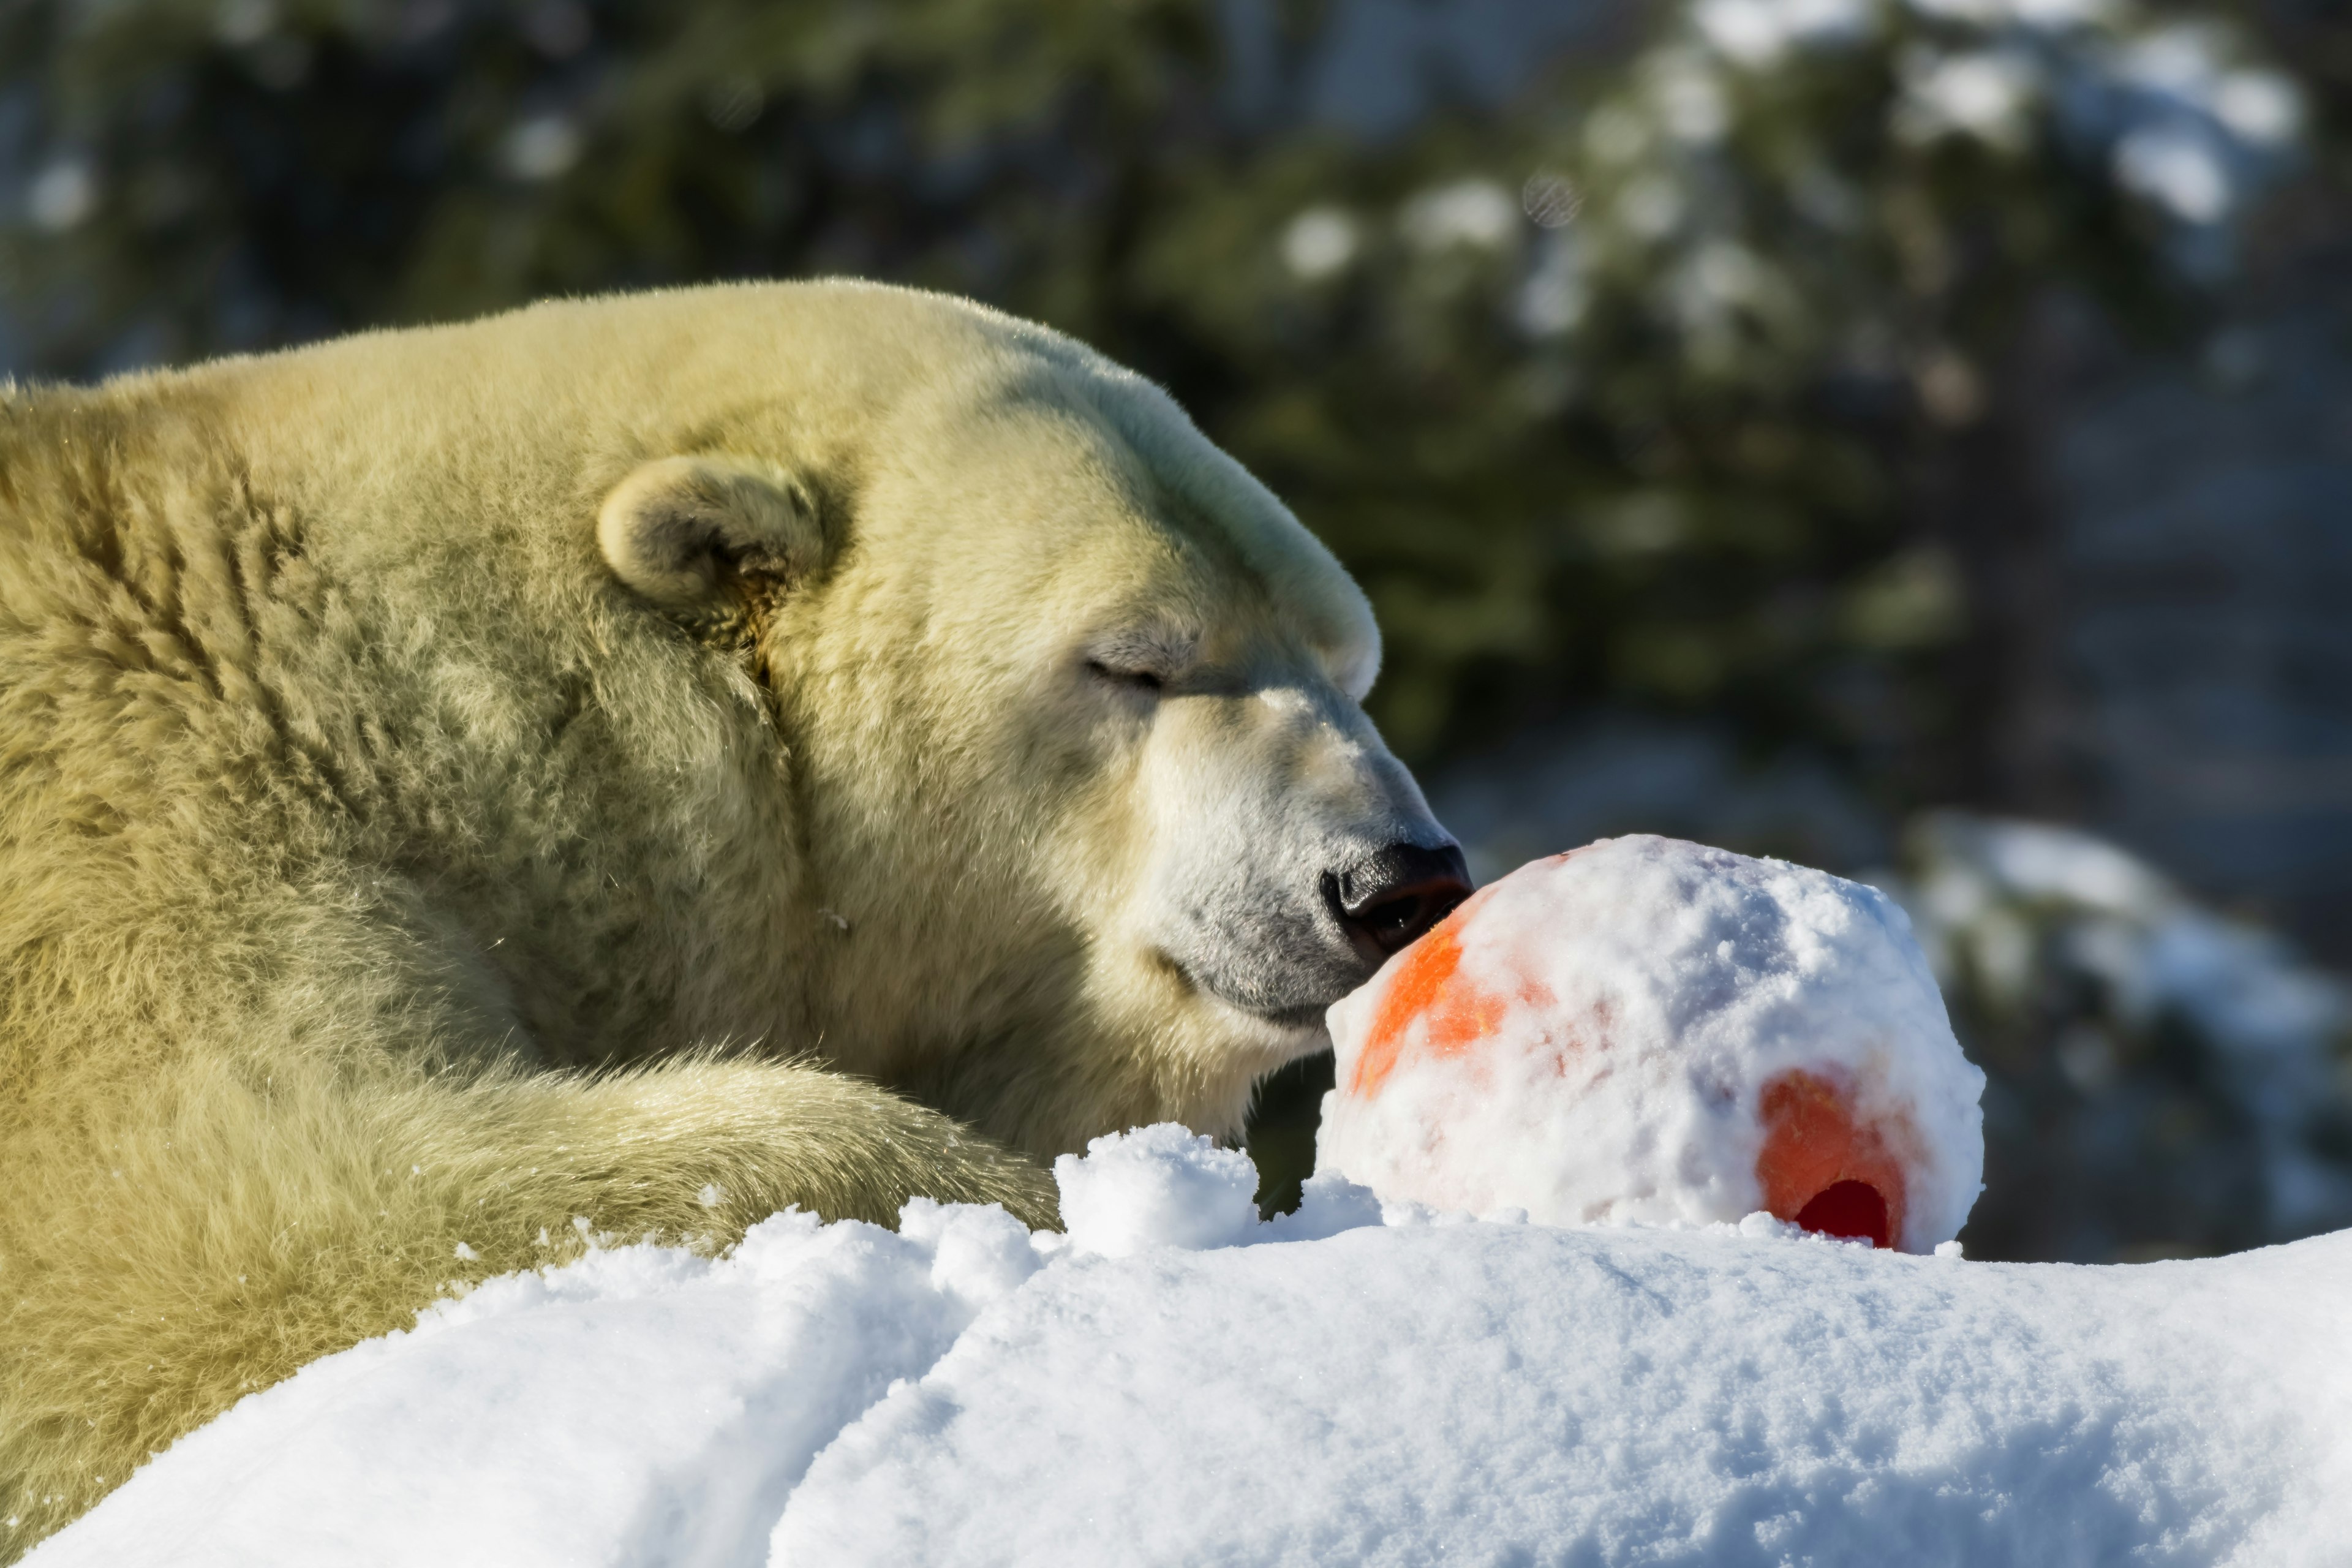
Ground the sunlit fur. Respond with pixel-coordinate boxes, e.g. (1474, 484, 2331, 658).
(0, 281, 1416, 1553)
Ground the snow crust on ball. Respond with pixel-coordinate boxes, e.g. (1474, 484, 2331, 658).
(1316, 835, 1985, 1252)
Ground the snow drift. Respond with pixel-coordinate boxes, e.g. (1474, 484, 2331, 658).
(28, 1127, 2352, 1568)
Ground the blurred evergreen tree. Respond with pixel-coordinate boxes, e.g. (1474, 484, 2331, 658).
(4, 0, 2332, 1259)
(0, 0, 2300, 782)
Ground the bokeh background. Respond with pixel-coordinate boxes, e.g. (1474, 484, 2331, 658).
(6, 0, 2348, 1262)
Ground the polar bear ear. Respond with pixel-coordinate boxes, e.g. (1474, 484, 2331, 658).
(597, 455, 822, 617)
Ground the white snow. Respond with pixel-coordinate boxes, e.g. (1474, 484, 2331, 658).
(31, 1124, 2352, 1567)
(777, 1206, 2352, 1567)
(1052, 1120, 1263, 1257)
(1317, 836, 1985, 1251)
(1280, 206, 1360, 281)
(28, 1207, 1024, 1568)
(1397, 178, 1521, 252)
(1896, 47, 2046, 149)
(1693, 0, 1870, 69)
(2114, 123, 2233, 223)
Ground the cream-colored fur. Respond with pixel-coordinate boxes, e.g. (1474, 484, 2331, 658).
(0, 281, 1449, 1553)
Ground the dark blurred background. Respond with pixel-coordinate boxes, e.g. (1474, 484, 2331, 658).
(6, 0, 2348, 1263)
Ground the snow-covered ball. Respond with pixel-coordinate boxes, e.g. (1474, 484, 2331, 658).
(1316, 835, 1985, 1252)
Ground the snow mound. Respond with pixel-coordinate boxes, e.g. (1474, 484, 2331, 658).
(1053, 1120, 1261, 1257)
(28, 1202, 1040, 1568)
(1319, 835, 1985, 1251)
(32, 1128, 2352, 1567)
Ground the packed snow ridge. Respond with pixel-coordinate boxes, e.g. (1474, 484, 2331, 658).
(32, 1126, 2352, 1568)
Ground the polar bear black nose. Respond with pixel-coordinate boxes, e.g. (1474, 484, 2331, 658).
(1327, 843, 1474, 968)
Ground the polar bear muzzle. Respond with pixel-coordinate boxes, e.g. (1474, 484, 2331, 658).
(1327, 842, 1474, 969)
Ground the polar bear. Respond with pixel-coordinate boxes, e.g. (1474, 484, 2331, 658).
(0, 281, 1469, 1551)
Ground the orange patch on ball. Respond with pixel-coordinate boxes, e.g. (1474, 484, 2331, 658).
(1756, 1069, 1909, 1249)
(1348, 886, 1561, 1098)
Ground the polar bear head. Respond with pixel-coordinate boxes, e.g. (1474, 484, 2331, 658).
(584, 286, 1468, 1154)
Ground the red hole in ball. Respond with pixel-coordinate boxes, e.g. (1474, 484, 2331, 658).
(1794, 1180, 1891, 1248)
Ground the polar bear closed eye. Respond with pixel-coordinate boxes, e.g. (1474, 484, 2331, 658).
(761, 351, 1471, 1147)
(0, 279, 1464, 1550)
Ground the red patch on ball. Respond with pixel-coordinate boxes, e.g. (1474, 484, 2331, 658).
(1756, 1069, 1908, 1249)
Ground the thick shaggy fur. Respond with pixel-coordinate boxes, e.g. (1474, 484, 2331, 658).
(0, 282, 1436, 1552)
